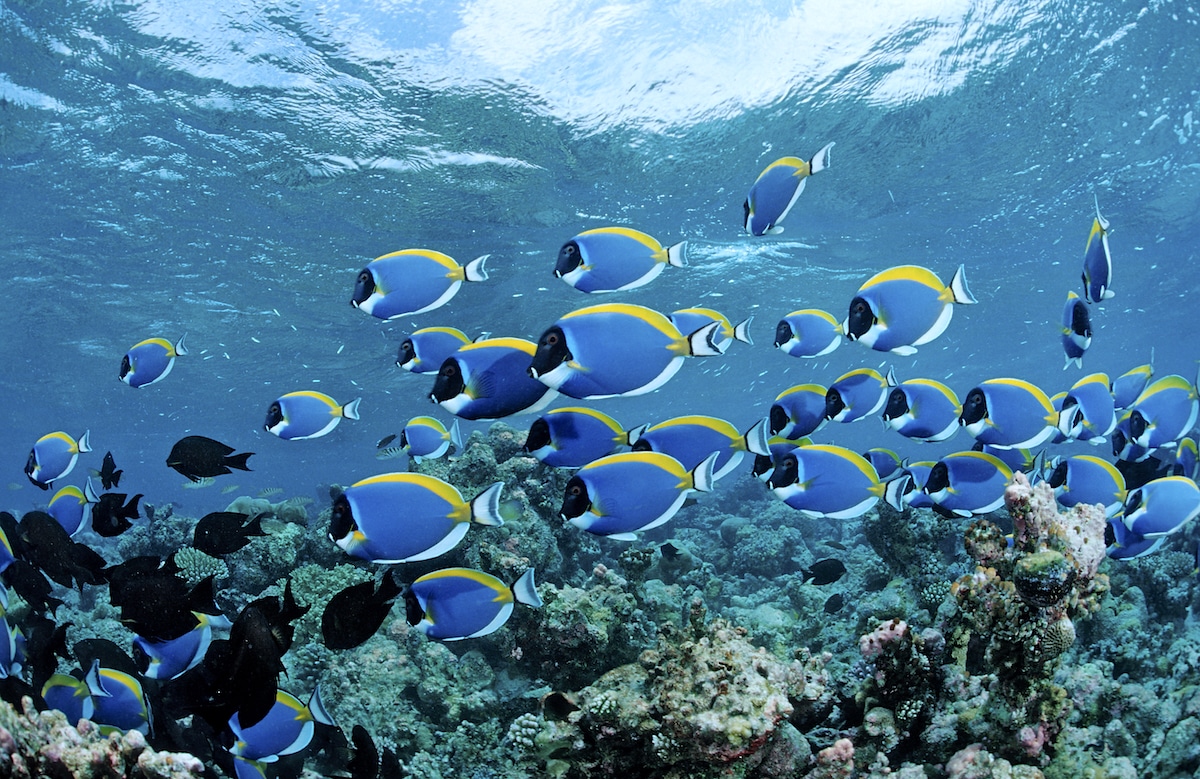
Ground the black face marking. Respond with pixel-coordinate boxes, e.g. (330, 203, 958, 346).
(351, 269, 375, 307)
(924, 462, 950, 494)
(882, 388, 909, 422)
(559, 476, 592, 520)
(767, 454, 799, 490)
(328, 494, 357, 543)
(768, 404, 789, 436)
(554, 241, 582, 277)
(844, 297, 875, 340)
(773, 320, 793, 348)
(959, 388, 988, 426)
(529, 326, 571, 378)
(264, 402, 284, 431)
(430, 358, 464, 403)
(824, 388, 846, 420)
(396, 339, 416, 368)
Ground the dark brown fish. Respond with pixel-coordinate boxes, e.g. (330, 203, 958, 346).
(192, 512, 266, 556)
(801, 557, 847, 586)
(321, 574, 403, 651)
(92, 492, 142, 537)
(98, 451, 123, 490)
(166, 436, 253, 482)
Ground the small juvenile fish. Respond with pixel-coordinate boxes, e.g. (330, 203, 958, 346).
(183, 477, 215, 489)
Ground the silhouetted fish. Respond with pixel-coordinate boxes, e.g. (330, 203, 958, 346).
(823, 593, 845, 614)
(92, 492, 142, 538)
(17, 511, 106, 589)
(321, 574, 403, 651)
(97, 451, 123, 490)
(166, 436, 253, 482)
(801, 558, 847, 586)
(193, 512, 266, 556)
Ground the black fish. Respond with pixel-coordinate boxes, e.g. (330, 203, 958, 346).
(193, 512, 267, 556)
(321, 573, 403, 650)
(166, 436, 253, 482)
(801, 558, 847, 586)
(74, 637, 142, 681)
(376, 434, 397, 449)
(17, 511, 105, 589)
(92, 492, 142, 537)
(16, 613, 71, 691)
(348, 725, 380, 779)
(108, 556, 217, 641)
(246, 578, 309, 656)
(98, 451, 123, 490)
(823, 593, 845, 614)
(1, 561, 63, 615)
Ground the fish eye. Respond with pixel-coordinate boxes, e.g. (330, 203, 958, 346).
(546, 333, 559, 345)
(357, 271, 371, 283)
(570, 484, 582, 496)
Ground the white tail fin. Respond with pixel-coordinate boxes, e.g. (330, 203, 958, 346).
(464, 254, 490, 282)
(174, 333, 189, 357)
(687, 321, 723, 357)
(809, 142, 835, 174)
(77, 430, 92, 454)
(666, 241, 687, 268)
(470, 482, 505, 526)
(691, 451, 720, 493)
(732, 316, 753, 345)
(342, 397, 362, 420)
(449, 418, 463, 450)
(84, 478, 99, 503)
(625, 423, 649, 446)
(1093, 194, 1110, 231)
(949, 264, 977, 305)
(744, 418, 771, 456)
(512, 568, 543, 608)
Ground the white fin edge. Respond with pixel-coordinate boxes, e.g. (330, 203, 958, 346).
(687, 321, 724, 357)
(666, 241, 687, 268)
(449, 418, 462, 450)
(342, 397, 362, 420)
(464, 254, 490, 282)
(77, 430, 92, 454)
(175, 333, 189, 356)
(733, 316, 753, 345)
(470, 482, 505, 526)
(949, 264, 977, 305)
(809, 142, 835, 174)
(512, 568, 543, 608)
(691, 451, 720, 493)
(744, 417, 771, 457)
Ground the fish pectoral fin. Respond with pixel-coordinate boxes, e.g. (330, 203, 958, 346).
(567, 360, 590, 373)
(891, 345, 918, 356)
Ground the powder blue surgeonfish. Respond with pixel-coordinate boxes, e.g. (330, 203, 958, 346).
(0, 609, 24, 680)
(825, 368, 890, 424)
(523, 407, 633, 468)
(881, 376, 961, 443)
(923, 451, 1014, 518)
(1056, 373, 1116, 444)
(264, 391, 361, 441)
(774, 309, 842, 358)
(1082, 195, 1114, 303)
(631, 415, 770, 481)
(769, 384, 828, 439)
(25, 430, 91, 490)
(119, 335, 188, 388)
(1174, 437, 1199, 480)
(431, 337, 558, 420)
(959, 378, 1058, 450)
(743, 142, 834, 236)
(1046, 455, 1127, 518)
(560, 451, 718, 540)
(351, 249, 488, 320)
(669, 308, 752, 354)
(555, 227, 686, 293)
(133, 612, 233, 680)
(1126, 373, 1200, 452)
(1061, 291, 1092, 369)
(396, 326, 472, 374)
(843, 265, 976, 355)
(884, 461, 938, 511)
(864, 448, 905, 481)
(85, 660, 150, 735)
(1112, 361, 1154, 410)
(766, 444, 885, 519)
(1122, 476, 1200, 538)
(230, 687, 333, 763)
(47, 480, 98, 537)
(400, 416, 462, 463)
(529, 303, 722, 400)
(406, 568, 543, 641)
(329, 473, 504, 564)
(1106, 519, 1165, 560)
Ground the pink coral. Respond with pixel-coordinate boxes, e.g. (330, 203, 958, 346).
(1005, 472, 1106, 581)
(803, 737, 855, 779)
(860, 618, 909, 659)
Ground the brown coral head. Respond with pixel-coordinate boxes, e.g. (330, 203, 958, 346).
(1012, 550, 1076, 607)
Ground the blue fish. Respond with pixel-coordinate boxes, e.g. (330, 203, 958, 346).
(400, 416, 462, 463)
(523, 407, 633, 468)
(769, 384, 828, 439)
(119, 335, 188, 388)
(881, 377, 961, 443)
(431, 337, 558, 420)
(25, 430, 91, 490)
(774, 309, 842, 358)
(1112, 361, 1154, 410)
(1046, 455, 1127, 518)
(1061, 291, 1092, 369)
(85, 660, 150, 735)
(560, 451, 718, 539)
(406, 568, 543, 641)
(864, 448, 905, 481)
(41, 672, 94, 725)
(825, 368, 890, 424)
(669, 307, 752, 353)
(959, 378, 1057, 450)
(1082, 195, 1114, 303)
(884, 460, 938, 511)
(555, 227, 686, 293)
(396, 326, 472, 374)
(1056, 372, 1116, 444)
(329, 474, 504, 564)
(843, 265, 976, 355)
(351, 249, 488, 320)
(923, 451, 1014, 518)
(1127, 374, 1199, 452)
(766, 444, 885, 519)
(230, 687, 332, 762)
(974, 444, 1041, 480)
(631, 415, 770, 481)
(751, 435, 814, 482)
(743, 141, 834, 236)
(0, 612, 24, 680)
(1174, 437, 1199, 480)
(133, 612, 232, 680)
(265, 391, 362, 441)
(1111, 414, 1152, 463)
(1122, 476, 1200, 538)
(1106, 519, 1165, 560)
(529, 303, 721, 400)
(46, 480, 98, 537)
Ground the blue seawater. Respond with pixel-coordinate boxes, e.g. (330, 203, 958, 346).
(1, 0, 1198, 773)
